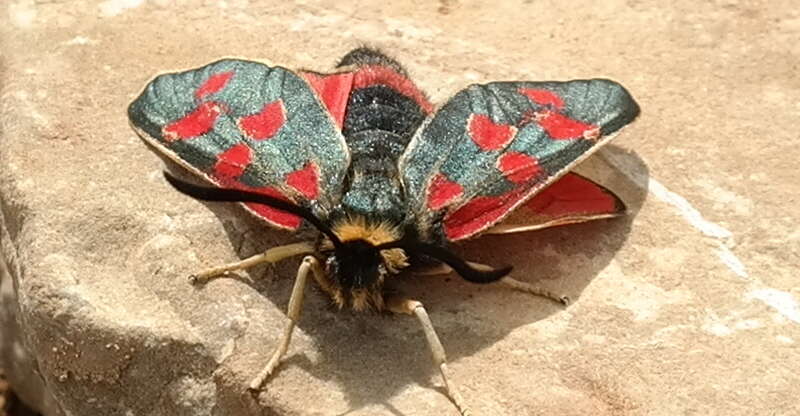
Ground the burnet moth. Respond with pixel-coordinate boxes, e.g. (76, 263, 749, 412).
(128, 48, 639, 415)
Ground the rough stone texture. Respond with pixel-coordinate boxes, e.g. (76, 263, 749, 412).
(1, 1, 798, 415)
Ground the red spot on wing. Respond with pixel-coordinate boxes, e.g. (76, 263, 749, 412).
(286, 162, 320, 200)
(536, 111, 599, 140)
(519, 88, 565, 110)
(239, 100, 286, 141)
(214, 175, 303, 230)
(244, 187, 302, 229)
(301, 72, 355, 129)
(427, 173, 464, 210)
(353, 65, 434, 114)
(468, 114, 517, 151)
(443, 189, 527, 240)
(163, 101, 224, 142)
(497, 152, 542, 184)
(526, 173, 619, 216)
(195, 71, 234, 100)
(213, 143, 252, 179)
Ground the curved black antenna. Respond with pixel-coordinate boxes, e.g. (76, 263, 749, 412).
(163, 172, 343, 249)
(377, 239, 512, 283)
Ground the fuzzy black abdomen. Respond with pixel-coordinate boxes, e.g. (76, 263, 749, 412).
(340, 82, 426, 222)
(343, 85, 426, 141)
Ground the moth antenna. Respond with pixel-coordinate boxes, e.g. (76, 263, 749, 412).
(163, 172, 343, 249)
(377, 239, 511, 283)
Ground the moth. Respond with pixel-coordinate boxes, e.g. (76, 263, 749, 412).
(128, 48, 639, 415)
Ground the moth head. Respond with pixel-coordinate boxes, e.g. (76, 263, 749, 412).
(327, 238, 385, 291)
(313, 219, 404, 309)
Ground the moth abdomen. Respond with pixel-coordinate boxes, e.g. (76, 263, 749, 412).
(338, 50, 430, 223)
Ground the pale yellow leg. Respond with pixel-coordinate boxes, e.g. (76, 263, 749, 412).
(498, 276, 569, 305)
(248, 255, 323, 391)
(387, 297, 473, 416)
(414, 263, 454, 276)
(189, 242, 315, 284)
(419, 262, 569, 306)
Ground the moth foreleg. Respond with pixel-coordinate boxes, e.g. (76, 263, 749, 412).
(248, 255, 322, 391)
(387, 297, 472, 416)
(189, 242, 315, 284)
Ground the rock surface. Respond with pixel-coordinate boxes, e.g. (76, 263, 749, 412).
(1, 1, 798, 415)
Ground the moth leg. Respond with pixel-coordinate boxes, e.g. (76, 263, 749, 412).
(497, 275, 570, 306)
(386, 297, 472, 416)
(420, 262, 569, 306)
(249, 255, 323, 391)
(413, 263, 453, 276)
(190, 242, 315, 284)
(465, 261, 569, 305)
